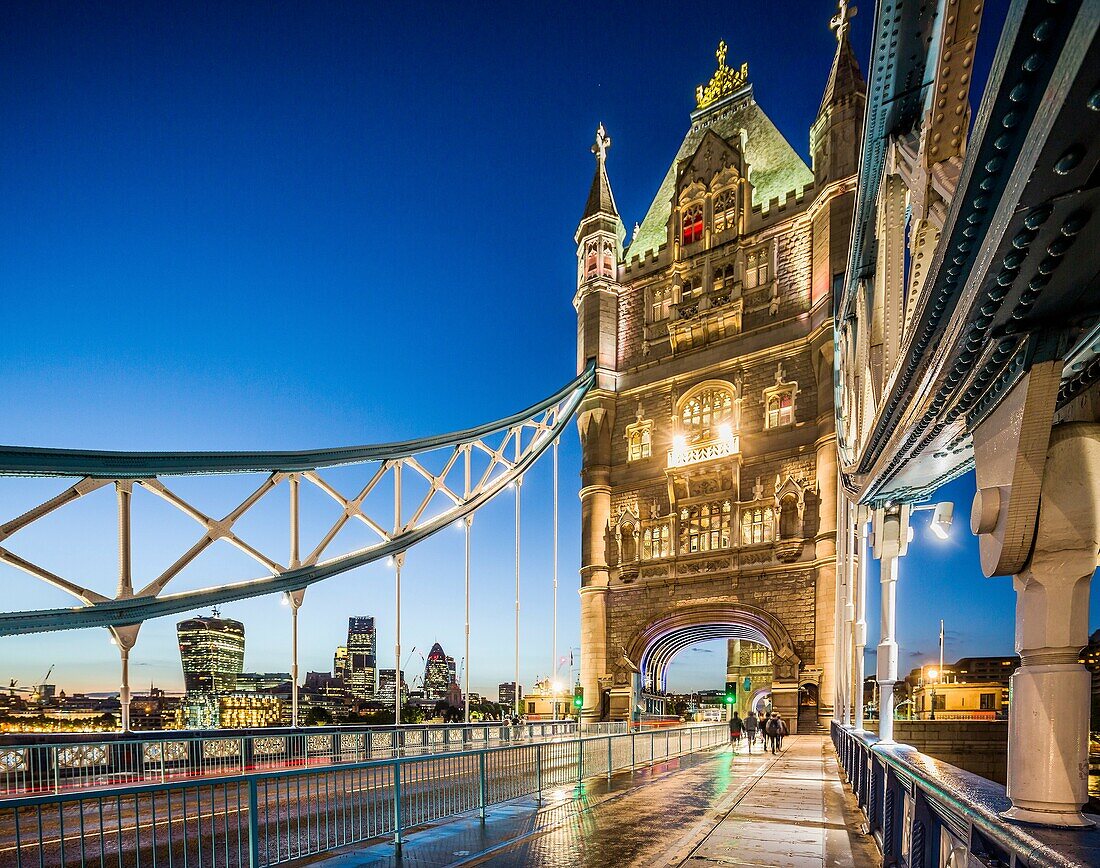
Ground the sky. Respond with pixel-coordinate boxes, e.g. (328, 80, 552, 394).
(2, 0, 1073, 700)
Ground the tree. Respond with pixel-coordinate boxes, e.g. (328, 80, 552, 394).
(304, 706, 332, 726)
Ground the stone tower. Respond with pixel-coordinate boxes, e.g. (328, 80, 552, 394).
(573, 17, 864, 726)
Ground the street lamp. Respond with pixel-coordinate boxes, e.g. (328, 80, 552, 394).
(926, 666, 940, 720)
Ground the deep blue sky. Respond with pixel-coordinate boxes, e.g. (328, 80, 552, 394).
(2, 0, 1066, 699)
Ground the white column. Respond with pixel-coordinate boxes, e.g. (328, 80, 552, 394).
(552, 439, 559, 720)
(288, 475, 302, 728)
(841, 500, 856, 726)
(514, 473, 522, 718)
(834, 485, 851, 723)
(110, 625, 140, 733)
(464, 515, 472, 724)
(1002, 423, 1099, 827)
(871, 505, 908, 744)
(853, 511, 869, 729)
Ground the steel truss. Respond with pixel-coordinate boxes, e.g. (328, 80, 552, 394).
(0, 363, 593, 637)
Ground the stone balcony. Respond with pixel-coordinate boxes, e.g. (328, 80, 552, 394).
(667, 289, 743, 352)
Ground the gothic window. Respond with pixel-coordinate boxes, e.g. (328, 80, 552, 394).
(779, 494, 800, 539)
(680, 385, 735, 442)
(740, 507, 775, 545)
(681, 205, 704, 245)
(712, 265, 735, 300)
(713, 189, 737, 234)
(627, 426, 651, 461)
(584, 240, 599, 280)
(601, 240, 616, 277)
(681, 277, 701, 300)
(766, 391, 794, 428)
(650, 286, 673, 322)
(641, 521, 671, 559)
(744, 245, 771, 289)
(678, 500, 732, 554)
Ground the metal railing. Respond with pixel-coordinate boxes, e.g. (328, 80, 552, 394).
(0, 721, 579, 799)
(0, 722, 726, 866)
(831, 722, 1100, 868)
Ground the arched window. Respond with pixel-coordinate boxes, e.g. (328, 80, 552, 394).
(678, 500, 732, 554)
(585, 240, 599, 279)
(779, 494, 800, 539)
(713, 189, 737, 234)
(680, 386, 735, 442)
(681, 205, 704, 245)
(627, 427, 651, 461)
(744, 245, 770, 288)
(766, 391, 794, 428)
(741, 507, 775, 545)
(642, 523, 671, 559)
(601, 240, 616, 277)
(651, 286, 673, 323)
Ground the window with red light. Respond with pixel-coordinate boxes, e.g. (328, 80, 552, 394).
(681, 205, 704, 245)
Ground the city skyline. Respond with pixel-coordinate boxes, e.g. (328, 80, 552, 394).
(1, 1, 1094, 700)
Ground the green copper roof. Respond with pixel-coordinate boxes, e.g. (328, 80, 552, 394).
(629, 89, 813, 260)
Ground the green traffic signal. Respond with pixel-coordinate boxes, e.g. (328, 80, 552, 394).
(573, 685, 583, 708)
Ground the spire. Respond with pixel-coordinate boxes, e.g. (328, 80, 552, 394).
(820, 0, 865, 112)
(580, 123, 620, 222)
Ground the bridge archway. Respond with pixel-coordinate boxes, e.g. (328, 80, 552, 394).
(625, 604, 803, 728)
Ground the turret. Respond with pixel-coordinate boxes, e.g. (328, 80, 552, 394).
(810, 0, 866, 184)
(574, 123, 625, 385)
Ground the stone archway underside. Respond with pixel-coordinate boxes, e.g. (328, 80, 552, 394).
(629, 604, 801, 694)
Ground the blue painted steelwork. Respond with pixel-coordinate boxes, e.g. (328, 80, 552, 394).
(0, 363, 594, 479)
(0, 722, 727, 867)
(832, 722, 1100, 867)
(0, 363, 594, 636)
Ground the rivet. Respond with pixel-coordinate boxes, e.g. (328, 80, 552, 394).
(1054, 145, 1084, 175)
(1009, 82, 1029, 103)
(1047, 236, 1072, 256)
(1088, 88, 1100, 112)
(994, 134, 1012, 151)
(1024, 204, 1053, 229)
(1012, 230, 1035, 249)
(1036, 258, 1057, 275)
(1033, 19, 1054, 42)
(1021, 52, 1043, 73)
(1003, 250, 1025, 269)
(1061, 210, 1090, 235)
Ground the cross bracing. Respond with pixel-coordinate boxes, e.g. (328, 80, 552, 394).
(0, 362, 594, 636)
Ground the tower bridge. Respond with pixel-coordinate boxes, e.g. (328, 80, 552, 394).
(2, 0, 1100, 864)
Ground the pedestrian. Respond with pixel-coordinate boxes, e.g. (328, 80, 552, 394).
(765, 712, 780, 754)
(775, 713, 789, 751)
(729, 711, 743, 750)
(744, 711, 758, 753)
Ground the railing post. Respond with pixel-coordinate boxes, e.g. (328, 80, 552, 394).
(52, 746, 59, 794)
(247, 775, 260, 868)
(577, 731, 584, 786)
(393, 759, 403, 851)
(630, 730, 636, 771)
(478, 750, 487, 820)
(606, 735, 612, 780)
(535, 742, 543, 804)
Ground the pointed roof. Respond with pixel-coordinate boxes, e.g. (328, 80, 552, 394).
(580, 123, 620, 223)
(820, 1, 866, 111)
(629, 95, 813, 259)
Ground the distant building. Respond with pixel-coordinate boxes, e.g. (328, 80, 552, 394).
(333, 646, 349, 683)
(424, 643, 450, 699)
(345, 617, 377, 699)
(521, 678, 570, 719)
(177, 613, 246, 695)
(912, 681, 1007, 720)
(236, 672, 292, 692)
(446, 655, 457, 685)
(445, 682, 463, 709)
(177, 692, 282, 729)
(128, 688, 180, 730)
(377, 668, 407, 702)
(498, 681, 522, 711)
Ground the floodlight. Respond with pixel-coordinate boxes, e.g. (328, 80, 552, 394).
(930, 501, 953, 540)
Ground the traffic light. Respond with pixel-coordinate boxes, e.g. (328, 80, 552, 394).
(573, 685, 583, 709)
(724, 681, 737, 705)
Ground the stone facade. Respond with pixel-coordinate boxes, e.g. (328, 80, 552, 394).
(573, 32, 865, 727)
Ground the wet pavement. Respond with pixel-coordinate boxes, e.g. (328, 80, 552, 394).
(304, 735, 879, 867)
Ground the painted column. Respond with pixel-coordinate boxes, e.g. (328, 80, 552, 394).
(871, 505, 909, 744)
(1002, 423, 1099, 827)
(853, 510, 869, 729)
(815, 434, 839, 724)
(578, 401, 614, 721)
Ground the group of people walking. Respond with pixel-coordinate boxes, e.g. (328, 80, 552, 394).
(728, 709, 788, 754)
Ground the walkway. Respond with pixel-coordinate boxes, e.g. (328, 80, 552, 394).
(307, 735, 880, 867)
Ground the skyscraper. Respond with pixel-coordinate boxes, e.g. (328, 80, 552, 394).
(333, 646, 348, 683)
(177, 613, 246, 696)
(377, 669, 407, 702)
(446, 655, 457, 686)
(498, 681, 522, 712)
(423, 643, 450, 700)
(344, 617, 377, 700)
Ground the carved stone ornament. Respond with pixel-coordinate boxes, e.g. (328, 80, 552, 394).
(695, 41, 749, 109)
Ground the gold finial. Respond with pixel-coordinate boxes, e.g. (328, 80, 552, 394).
(592, 123, 611, 163)
(830, 0, 857, 43)
(695, 41, 749, 109)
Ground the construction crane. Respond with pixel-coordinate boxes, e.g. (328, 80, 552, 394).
(7, 664, 55, 702)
